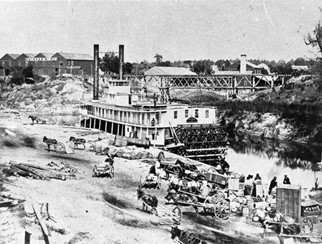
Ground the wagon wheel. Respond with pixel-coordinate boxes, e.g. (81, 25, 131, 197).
(301, 217, 313, 234)
(151, 207, 158, 216)
(55, 142, 66, 153)
(172, 206, 182, 223)
(109, 166, 115, 178)
(214, 201, 230, 220)
(92, 166, 97, 177)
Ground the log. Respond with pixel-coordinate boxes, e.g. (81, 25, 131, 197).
(10, 165, 31, 177)
(19, 163, 48, 171)
(0, 200, 14, 207)
(15, 164, 49, 180)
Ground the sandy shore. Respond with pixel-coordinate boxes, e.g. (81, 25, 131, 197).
(0, 110, 286, 244)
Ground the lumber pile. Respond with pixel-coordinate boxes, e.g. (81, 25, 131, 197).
(4, 161, 80, 181)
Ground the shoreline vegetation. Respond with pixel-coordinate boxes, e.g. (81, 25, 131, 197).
(1, 75, 322, 146)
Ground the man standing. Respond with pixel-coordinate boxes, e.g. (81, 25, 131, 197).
(283, 175, 291, 184)
(268, 176, 277, 195)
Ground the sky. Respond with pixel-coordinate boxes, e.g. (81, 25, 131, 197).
(0, 0, 321, 62)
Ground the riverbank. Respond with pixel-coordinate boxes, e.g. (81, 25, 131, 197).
(0, 109, 290, 244)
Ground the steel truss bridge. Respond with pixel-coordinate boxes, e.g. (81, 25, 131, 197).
(127, 74, 290, 92)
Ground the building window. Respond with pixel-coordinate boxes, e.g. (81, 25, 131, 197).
(195, 109, 199, 118)
(185, 110, 188, 118)
(2, 61, 4, 67)
(205, 110, 209, 118)
(8, 61, 11, 67)
(174, 111, 178, 119)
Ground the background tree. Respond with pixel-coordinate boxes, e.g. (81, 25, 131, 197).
(100, 52, 119, 74)
(193, 60, 215, 75)
(304, 8, 322, 55)
(154, 53, 163, 64)
(304, 8, 322, 89)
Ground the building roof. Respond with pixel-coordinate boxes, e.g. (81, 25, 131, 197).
(0, 54, 20, 60)
(144, 66, 197, 76)
(53, 52, 93, 61)
(17, 53, 37, 59)
(35, 53, 55, 60)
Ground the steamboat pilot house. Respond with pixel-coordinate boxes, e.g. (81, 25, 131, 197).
(80, 79, 222, 149)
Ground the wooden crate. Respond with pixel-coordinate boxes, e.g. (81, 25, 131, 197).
(206, 172, 228, 185)
(276, 185, 301, 223)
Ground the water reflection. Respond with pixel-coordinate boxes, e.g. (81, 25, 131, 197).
(226, 135, 322, 189)
(229, 135, 322, 171)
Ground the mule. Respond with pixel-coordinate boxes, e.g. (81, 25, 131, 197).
(137, 186, 158, 214)
(43, 136, 57, 151)
(69, 136, 86, 149)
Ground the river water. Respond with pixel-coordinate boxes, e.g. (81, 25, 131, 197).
(226, 136, 322, 191)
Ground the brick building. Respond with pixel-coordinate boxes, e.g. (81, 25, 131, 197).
(0, 54, 20, 75)
(0, 52, 94, 77)
(15, 53, 37, 67)
(51, 52, 93, 76)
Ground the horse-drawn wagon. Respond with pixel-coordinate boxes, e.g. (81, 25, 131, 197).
(43, 136, 66, 153)
(165, 178, 230, 220)
(69, 136, 86, 149)
(29, 115, 47, 124)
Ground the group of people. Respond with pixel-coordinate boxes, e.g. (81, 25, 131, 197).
(268, 175, 291, 195)
(244, 173, 262, 197)
(243, 173, 292, 197)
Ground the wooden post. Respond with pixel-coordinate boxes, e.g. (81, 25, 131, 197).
(24, 231, 31, 244)
(31, 200, 50, 244)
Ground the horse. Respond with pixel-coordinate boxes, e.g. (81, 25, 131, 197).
(69, 136, 86, 149)
(137, 186, 158, 214)
(170, 225, 207, 244)
(43, 136, 57, 151)
(29, 115, 46, 124)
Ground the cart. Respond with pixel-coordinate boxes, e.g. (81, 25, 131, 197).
(92, 163, 114, 178)
(165, 189, 230, 220)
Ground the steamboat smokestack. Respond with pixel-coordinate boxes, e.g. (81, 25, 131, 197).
(93, 44, 99, 100)
(119, 44, 124, 79)
(240, 54, 246, 74)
